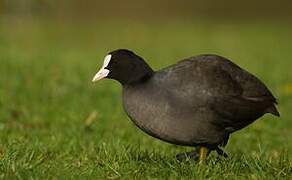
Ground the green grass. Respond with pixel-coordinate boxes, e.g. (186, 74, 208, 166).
(0, 18, 291, 179)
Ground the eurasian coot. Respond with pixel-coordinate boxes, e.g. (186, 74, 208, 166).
(92, 49, 279, 163)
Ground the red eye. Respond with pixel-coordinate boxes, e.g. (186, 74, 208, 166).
(111, 61, 117, 66)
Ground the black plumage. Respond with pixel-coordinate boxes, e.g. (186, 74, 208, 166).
(93, 49, 279, 161)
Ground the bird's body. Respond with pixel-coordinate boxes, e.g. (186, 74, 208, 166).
(93, 49, 279, 161)
(122, 54, 278, 149)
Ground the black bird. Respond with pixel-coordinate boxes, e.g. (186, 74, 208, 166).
(92, 49, 279, 163)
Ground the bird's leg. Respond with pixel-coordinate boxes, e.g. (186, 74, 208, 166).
(176, 150, 198, 161)
(199, 146, 208, 164)
(215, 147, 228, 158)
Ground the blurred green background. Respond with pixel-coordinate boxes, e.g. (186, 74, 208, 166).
(0, 0, 291, 179)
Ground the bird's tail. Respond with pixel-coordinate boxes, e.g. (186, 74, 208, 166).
(265, 105, 280, 117)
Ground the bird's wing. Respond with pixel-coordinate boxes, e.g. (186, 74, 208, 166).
(160, 55, 279, 131)
(193, 55, 279, 130)
(216, 55, 278, 103)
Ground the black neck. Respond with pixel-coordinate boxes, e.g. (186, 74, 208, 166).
(120, 63, 154, 85)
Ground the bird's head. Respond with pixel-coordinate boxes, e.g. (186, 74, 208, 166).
(92, 49, 154, 85)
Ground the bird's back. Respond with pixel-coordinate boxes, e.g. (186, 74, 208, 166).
(157, 54, 279, 130)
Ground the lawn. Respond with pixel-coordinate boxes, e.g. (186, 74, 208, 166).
(0, 18, 291, 179)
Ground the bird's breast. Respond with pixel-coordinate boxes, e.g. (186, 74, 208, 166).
(122, 85, 171, 136)
(121, 85, 208, 145)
